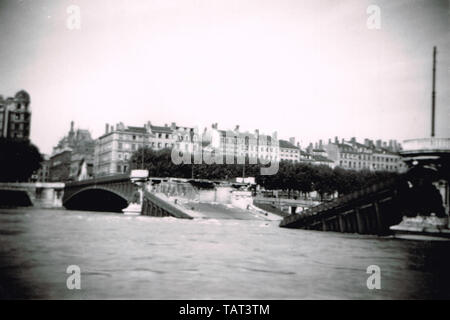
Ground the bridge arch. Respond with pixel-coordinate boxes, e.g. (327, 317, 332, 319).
(63, 186, 130, 212)
(0, 189, 33, 207)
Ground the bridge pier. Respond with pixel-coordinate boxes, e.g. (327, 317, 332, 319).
(0, 182, 64, 208)
(355, 208, 365, 234)
(122, 170, 149, 215)
(338, 215, 345, 232)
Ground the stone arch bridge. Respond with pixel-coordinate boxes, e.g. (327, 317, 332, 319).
(63, 174, 138, 212)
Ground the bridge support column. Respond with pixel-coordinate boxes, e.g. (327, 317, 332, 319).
(355, 208, 365, 234)
(338, 215, 346, 232)
(374, 201, 384, 234)
(321, 218, 327, 231)
(122, 170, 149, 215)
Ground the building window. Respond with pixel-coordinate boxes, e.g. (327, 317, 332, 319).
(118, 143, 123, 150)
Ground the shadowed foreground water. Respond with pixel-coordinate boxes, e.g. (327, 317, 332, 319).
(0, 208, 449, 299)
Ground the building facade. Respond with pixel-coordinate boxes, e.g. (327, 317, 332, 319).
(0, 90, 31, 140)
(49, 149, 72, 182)
(201, 123, 279, 163)
(279, 139, 300, 162)
(323, 137, 406, 172)
(49, 122, 95, 181)
(93, 121, 199, 176)
(94, 123, 149, 176)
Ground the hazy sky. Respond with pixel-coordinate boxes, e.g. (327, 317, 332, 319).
(0, 0, 449, 154)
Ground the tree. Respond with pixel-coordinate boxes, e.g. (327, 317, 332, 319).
(0, 138, 43, 182)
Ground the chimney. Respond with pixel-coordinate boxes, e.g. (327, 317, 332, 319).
(105, 123, 109, 134)
(297, 142, 300, 148)
(171, 122, 176, 129)
(334, 136, 339, 144)
(289, 137, 296, 145)
(364, 138, 369, 146)
(341, 138, 344, 144)
(376, 139, 381, 148)
(272, 131, 277, 139)
(350, 137, 356, 144)
(389, 140, 394, 149)
(319, 139, 323, 148)
(254, 129, 259, 136)
(70, 121, 74, 132)
(235, 125, 240, 132)
(328, 138, 331, 144)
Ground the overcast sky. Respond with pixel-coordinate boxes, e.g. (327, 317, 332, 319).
(0, 0, 449, 154)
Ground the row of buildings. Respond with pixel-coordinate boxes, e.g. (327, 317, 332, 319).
(2, 90, 404, 182)
(40, 119, 406, 182)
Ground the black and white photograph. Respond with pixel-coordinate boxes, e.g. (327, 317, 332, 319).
(0, 0, 449, 304)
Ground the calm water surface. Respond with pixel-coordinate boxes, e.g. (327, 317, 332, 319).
(0, 208, 449, 299)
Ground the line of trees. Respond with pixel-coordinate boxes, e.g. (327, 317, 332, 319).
(0, 138, 43, 182)
(130, 147, 399, 198)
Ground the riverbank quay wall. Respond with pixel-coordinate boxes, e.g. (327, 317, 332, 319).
(280, 178, 407, 235)
(141, 190, 193, 219)
(0, 182, 65, 208)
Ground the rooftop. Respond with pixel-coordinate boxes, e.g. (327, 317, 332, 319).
(279, 139, 299, 149)
(126, 126, 148, 134)
(150, 125, 173, 134)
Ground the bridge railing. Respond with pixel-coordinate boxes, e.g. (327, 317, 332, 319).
(65, 173, 130, 187)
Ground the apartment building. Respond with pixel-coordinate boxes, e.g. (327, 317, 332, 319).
(0, 90, 31, 140)
(202, 123, 279, 163)
(324, 137, 405, 172)
(94, 123, 149, 176)
(279, 139, 300, 163)
(94, 121, 199, 176)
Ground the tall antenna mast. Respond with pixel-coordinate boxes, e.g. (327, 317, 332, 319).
(431, 46, 437, 137)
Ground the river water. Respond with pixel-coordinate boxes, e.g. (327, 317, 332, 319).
(0, 208, 449, 299)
